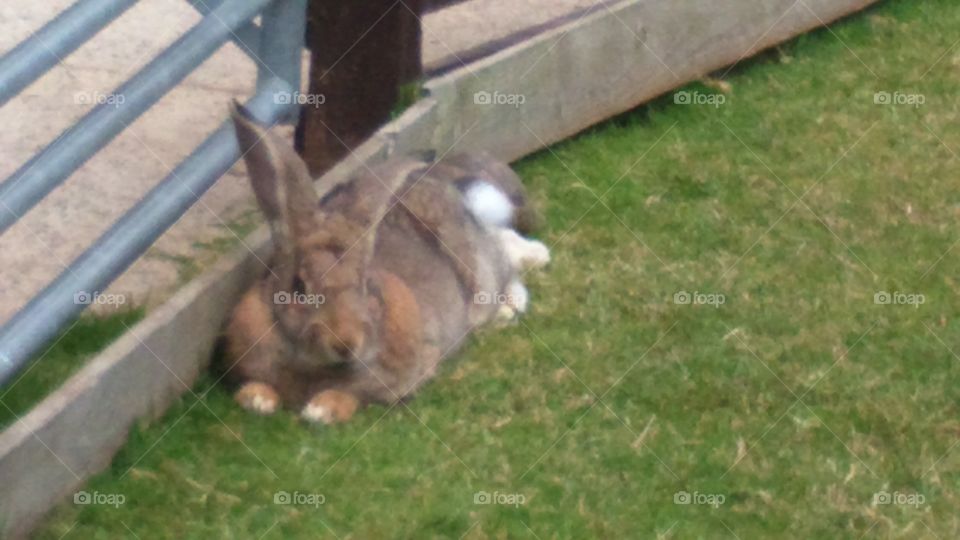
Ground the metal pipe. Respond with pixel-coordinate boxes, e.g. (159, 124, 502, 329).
(255, 0, 307, 124)
(0, 0, 140, 106)
(0, 0, 274, 235)
(0, 78, 297, 386)
(184, 0, 262, 59)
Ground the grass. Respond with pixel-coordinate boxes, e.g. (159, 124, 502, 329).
(0, 310, 144, 431)
(146, 208, 262, 285)
(0, 209, 257, 428)
(391, 79, 425, 119)
(17, 0, 960, 537)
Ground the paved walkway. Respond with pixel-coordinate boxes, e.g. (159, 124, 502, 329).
(0, 0, 598, 324)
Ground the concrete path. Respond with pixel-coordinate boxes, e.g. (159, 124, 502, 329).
(0, 0, 599, 325)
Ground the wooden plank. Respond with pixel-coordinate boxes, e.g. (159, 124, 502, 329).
(0, 0, 878, 536)
(297, 0, 424, 175)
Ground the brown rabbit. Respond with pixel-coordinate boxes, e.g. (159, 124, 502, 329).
(223, 103, 549, 424)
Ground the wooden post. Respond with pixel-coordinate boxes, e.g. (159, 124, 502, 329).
(296, 0, 424, 176)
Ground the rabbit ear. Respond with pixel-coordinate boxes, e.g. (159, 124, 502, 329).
(230, 101, 321, 258)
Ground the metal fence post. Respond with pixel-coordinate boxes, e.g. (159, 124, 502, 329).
(254, 0, 307, 124)
(0, 0, 308, 385)
(0, 0, 274, 235)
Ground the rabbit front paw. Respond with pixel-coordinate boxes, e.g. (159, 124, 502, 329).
(235, 382, 280, 415)
(301, 390, 359, 424)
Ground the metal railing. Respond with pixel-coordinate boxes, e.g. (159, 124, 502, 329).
(0, 0, 308, 384)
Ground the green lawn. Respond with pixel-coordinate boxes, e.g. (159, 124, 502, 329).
(19, 0, 960, 537)
(0, 310, 143, 431)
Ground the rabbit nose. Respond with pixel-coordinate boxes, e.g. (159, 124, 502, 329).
(335, 330, 365, 359)
(331, 341, 351, 359)
(305, 323, 327, 349)
(316, 327, 362, 361)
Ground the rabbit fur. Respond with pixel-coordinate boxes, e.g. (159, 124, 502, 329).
(223, 103, 549, 424)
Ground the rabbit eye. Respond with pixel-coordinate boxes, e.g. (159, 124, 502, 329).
(325, 242, 346, 257)
(292, 275, 307, 295)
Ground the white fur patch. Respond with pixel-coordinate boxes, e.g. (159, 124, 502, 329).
(301, 403, 334, 424)
(463, 180, 514, 228)
(497, 228, 551, 270)
(251, 394, 278, 415)
(494, 304, 517, 326)
(491, 280, 530, 327)
(506, 279, 530, 313)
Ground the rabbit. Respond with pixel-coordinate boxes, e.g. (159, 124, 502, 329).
(223, 102, 549, 424)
